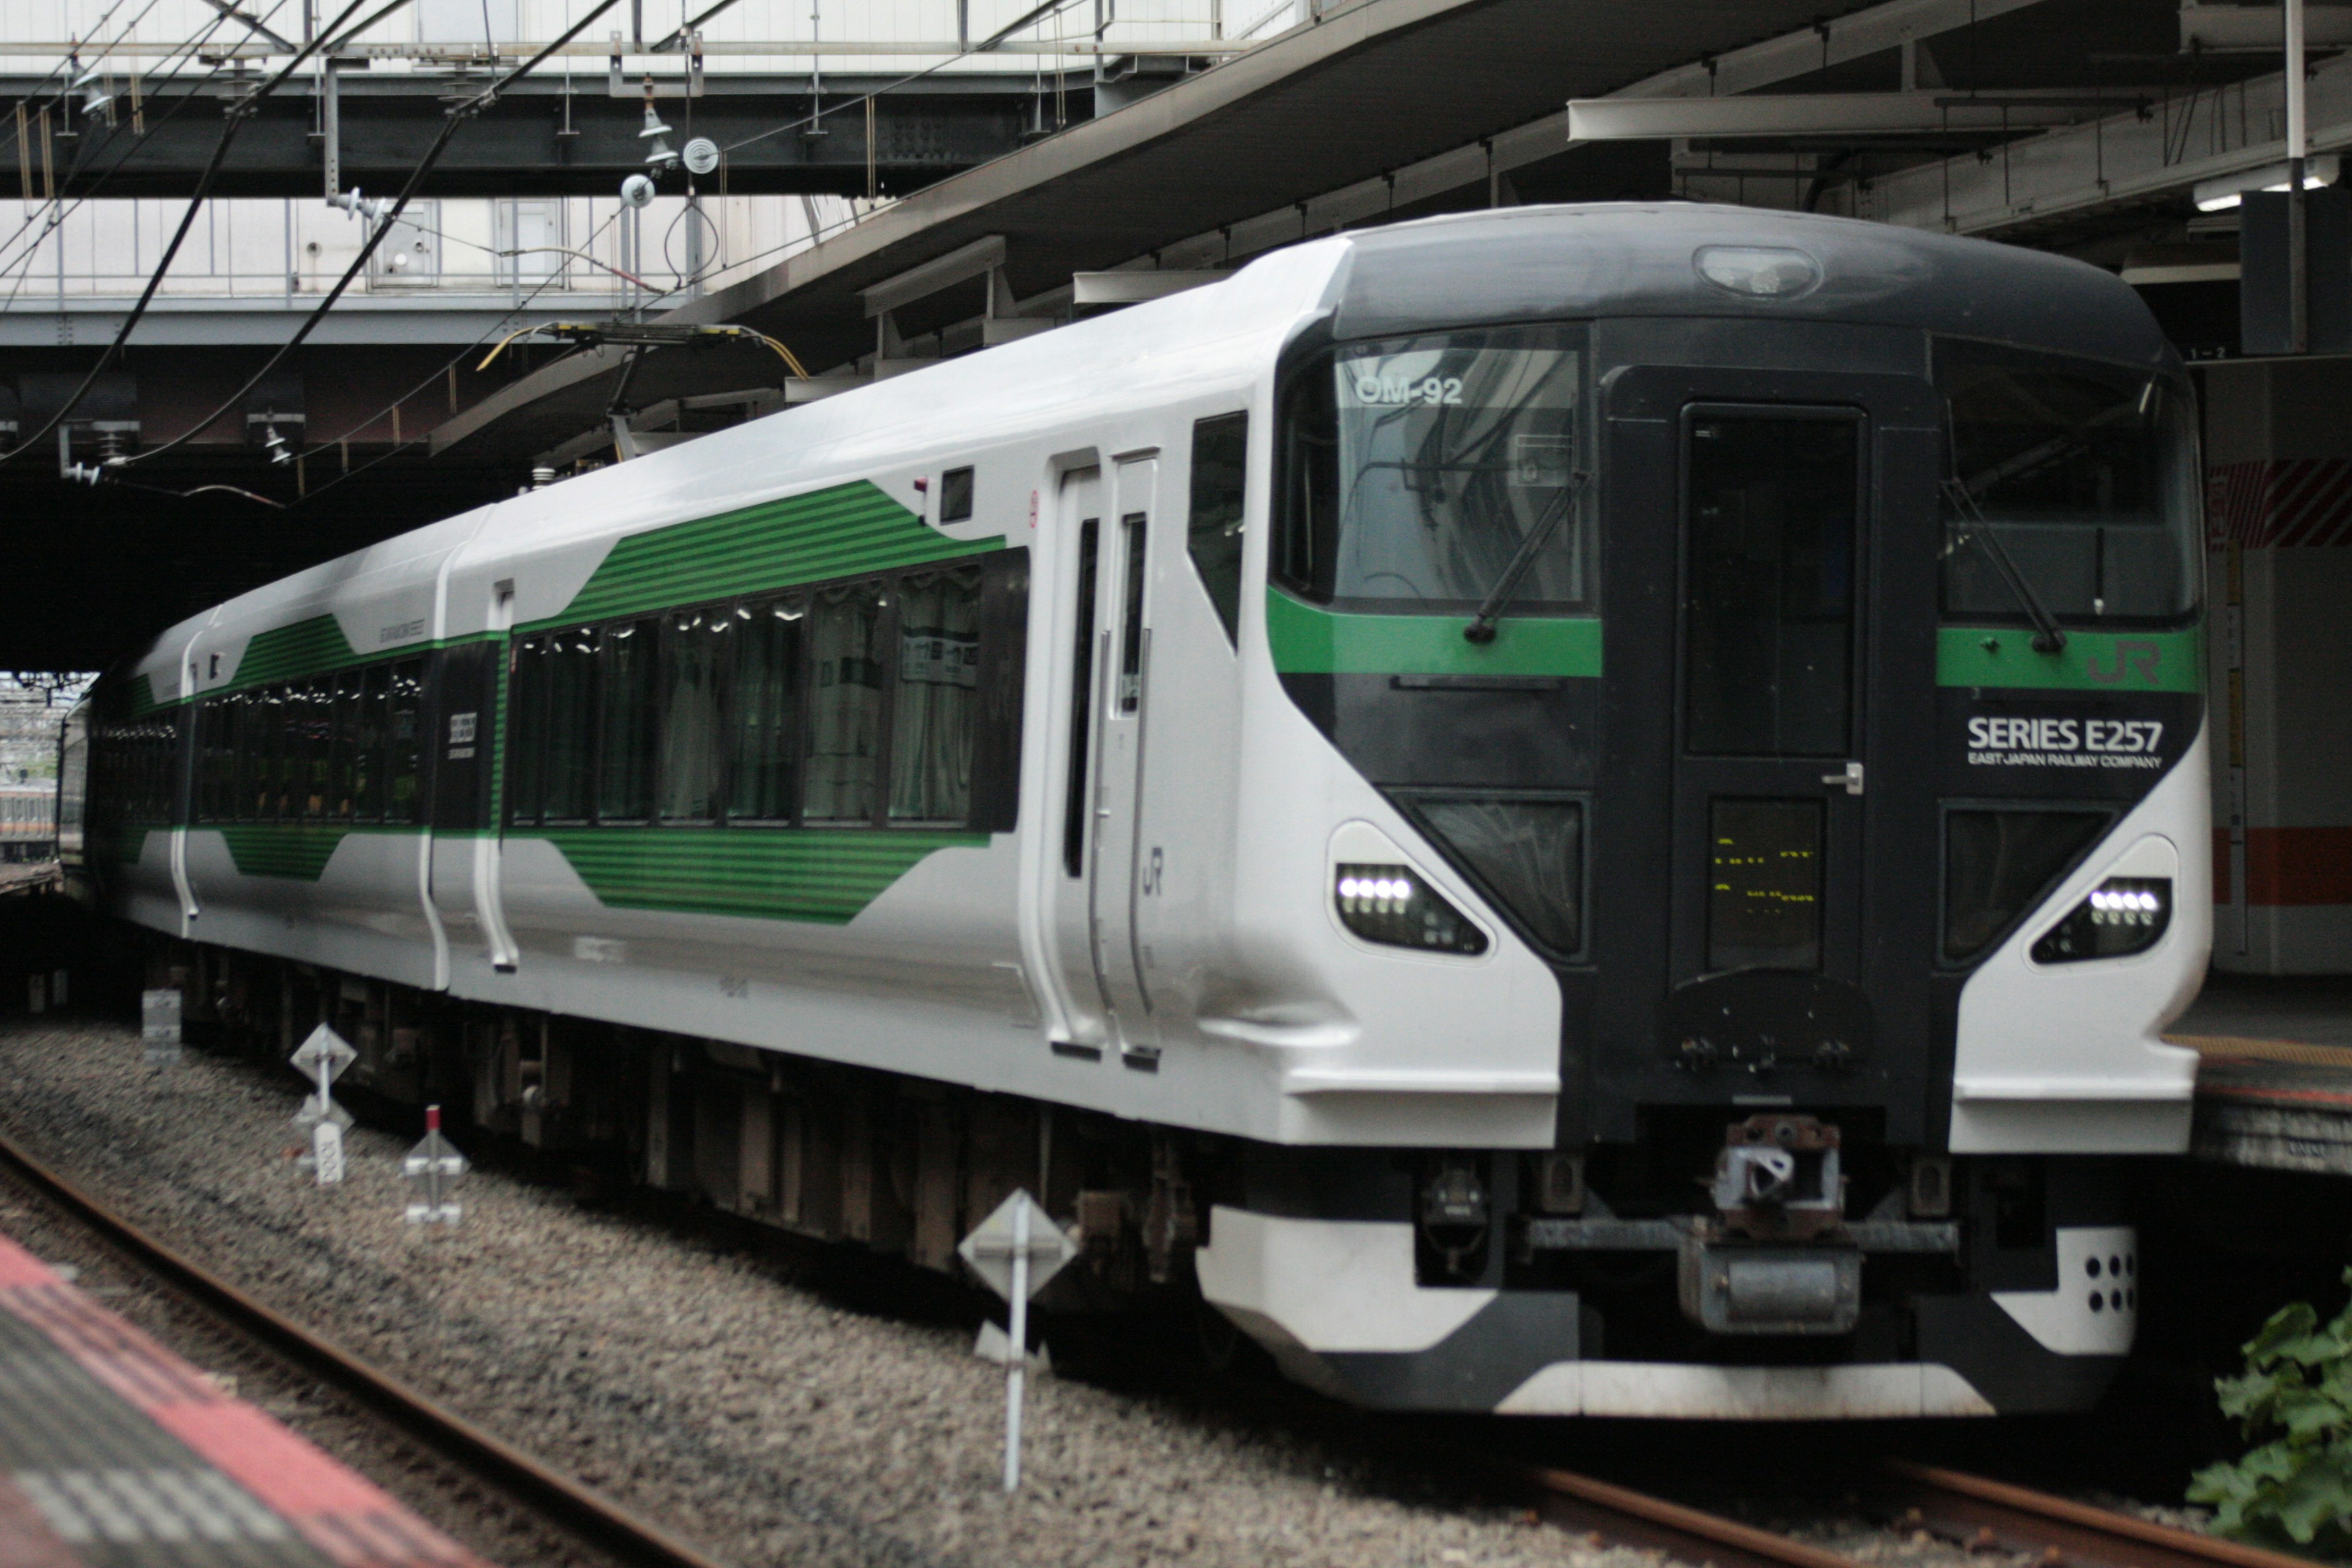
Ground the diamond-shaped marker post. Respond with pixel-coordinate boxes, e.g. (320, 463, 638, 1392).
(289, 1024, 357, 1187)
(402, 1105, 467, 1227)
(958, 1189, 1076, 1492)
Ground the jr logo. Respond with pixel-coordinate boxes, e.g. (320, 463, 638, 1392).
(2087, 639, 2162, 685)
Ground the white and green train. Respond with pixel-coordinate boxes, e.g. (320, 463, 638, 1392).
(67, 203, 2209, 1418)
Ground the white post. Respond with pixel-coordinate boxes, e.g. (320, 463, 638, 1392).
(2289, 0, 2310, 351)
(1004, 1194, 1030, 1493)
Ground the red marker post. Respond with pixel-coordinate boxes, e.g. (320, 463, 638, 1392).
(402, 1106, 468, 1226)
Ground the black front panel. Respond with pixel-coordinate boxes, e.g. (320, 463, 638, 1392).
(1937, 688, 2200, 800)
(1590, 353, 1945, 1145)
(1278, 675, 1597, 791)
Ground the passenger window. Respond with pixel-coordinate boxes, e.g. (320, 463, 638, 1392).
(543, 628, 597, 822)
(238, 688, 274, 821)
(1063, 521, 1101, 877)
(300, 680, 334, 820)
(598, 619, 657, 821)
(507, 637, 548, 827)
(357, 664, 389, 821)
(940, 466, 975, 523)
(331, 671, 363, 820)
(659, 609, 728, 823)
(198, 699, 235, 823)
(1187, 413, 1248, 644)
(1117, 514, 1147, 713)
(889, 567, 983, 823)
(729, 598, 802, 822)
(388, 660, 424, 824)
(802, 586, 886, 824)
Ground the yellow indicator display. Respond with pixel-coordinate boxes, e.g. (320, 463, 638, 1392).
(1706, 799, 1824, 970)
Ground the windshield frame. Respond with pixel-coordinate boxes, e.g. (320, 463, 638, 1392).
(1933, 335, 2203, 631)
(1274, 319, 1597, 617)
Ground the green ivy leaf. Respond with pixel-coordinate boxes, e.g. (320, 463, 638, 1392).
(2200, 1278, 2352, 1552)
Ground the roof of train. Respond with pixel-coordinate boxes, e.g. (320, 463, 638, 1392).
(118, 205, 2174, 700)
(1331, 203, 2177, 368)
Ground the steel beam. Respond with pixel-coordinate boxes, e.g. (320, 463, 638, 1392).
(861, 233, 1007, 315)
(1144, 0, 2064, 273)
(1069, 268, 1226, 304)
(1863, 55, 2352, 234)
(9, 72, 1072, 198)
(1566, 91, 2086, 140)
(2180, 3, 2352, 53)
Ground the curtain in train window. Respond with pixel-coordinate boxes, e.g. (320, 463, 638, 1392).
(197, 699, 236, 823)
(802, 586, 886, 823)
(330, 671, 363, 819)
(543, 628, 597, 821)
(729, 598, 802, 822)
(272, 689, 298, 820)
(299, 681, 336, 819)
(238, 688, 276, 820)
(506, 636, 548, 826)
(388, 661, 424, 824)
(355, 664, 389, 821)
(889, 567, 982, 823)
(658, 609, 728, 823)
(598, 619, 657, 821)
(274, 686, 306, 818)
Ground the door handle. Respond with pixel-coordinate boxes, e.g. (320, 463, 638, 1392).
(1822, 761, 1864, 796)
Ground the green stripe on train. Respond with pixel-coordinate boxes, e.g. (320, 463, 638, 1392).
(127, 674, 165, 715)
(216, 824, 404, 880)
(533, 827, 985, 923)
(1936, 627, 2203, 693)
(541, 480, 1000, 630)
(1264, 589, 1602, 677)
(235, 616, 361, 688)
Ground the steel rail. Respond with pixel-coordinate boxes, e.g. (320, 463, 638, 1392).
(0, 1125, 733, 1568)
(1516, 1464, 1874, 1568)
(1877, 1460, 2324, 1568)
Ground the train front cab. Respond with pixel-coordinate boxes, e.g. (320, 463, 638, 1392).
(1196, 213, 2207, 1419)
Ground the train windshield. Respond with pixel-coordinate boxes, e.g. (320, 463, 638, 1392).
(1278, 325, 1591, 613)
(1937, 341, 2200, 625)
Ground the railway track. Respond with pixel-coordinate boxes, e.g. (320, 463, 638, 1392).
(0, 1125, 731, 1568)
(1514, 1456, 2327, 1568)
(0, 1102, 2324, 1568)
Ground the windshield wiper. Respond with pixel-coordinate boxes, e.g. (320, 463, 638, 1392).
(1940, 477, 2067, 654)
(1463, 470, 1592, 644)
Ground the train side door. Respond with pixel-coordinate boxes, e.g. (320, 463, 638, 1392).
(1088, 458, 1159, 1058)
(1044, 467, 1115, 1049)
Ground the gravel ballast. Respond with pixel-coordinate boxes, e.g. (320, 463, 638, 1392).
(0, 1014, 1628, 1568)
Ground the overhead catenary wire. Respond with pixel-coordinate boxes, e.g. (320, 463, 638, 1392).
(116, 0, 633, 473)
(0, 0, 271, 285)
(714, 0, 1091, 158)
(0, 0, 376, 468)
(277, 209, 630, 508)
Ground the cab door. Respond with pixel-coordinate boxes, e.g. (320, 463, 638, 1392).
(1667, 404, 1870, 1044)
(1591, 361, 1942, 1142)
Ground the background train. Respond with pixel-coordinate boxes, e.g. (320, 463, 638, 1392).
(0, 785, 57, 864)
(66, 202, 2208, 1418)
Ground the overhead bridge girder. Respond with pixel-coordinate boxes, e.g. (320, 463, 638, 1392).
(13, 73, 1084, 200)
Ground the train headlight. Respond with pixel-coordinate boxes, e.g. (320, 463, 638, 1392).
(2030, 877, 2173, 964)
(1335, 863, 1488, 956)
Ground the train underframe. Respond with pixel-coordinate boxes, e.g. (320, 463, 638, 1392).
(146, 935, 2136, 1419)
